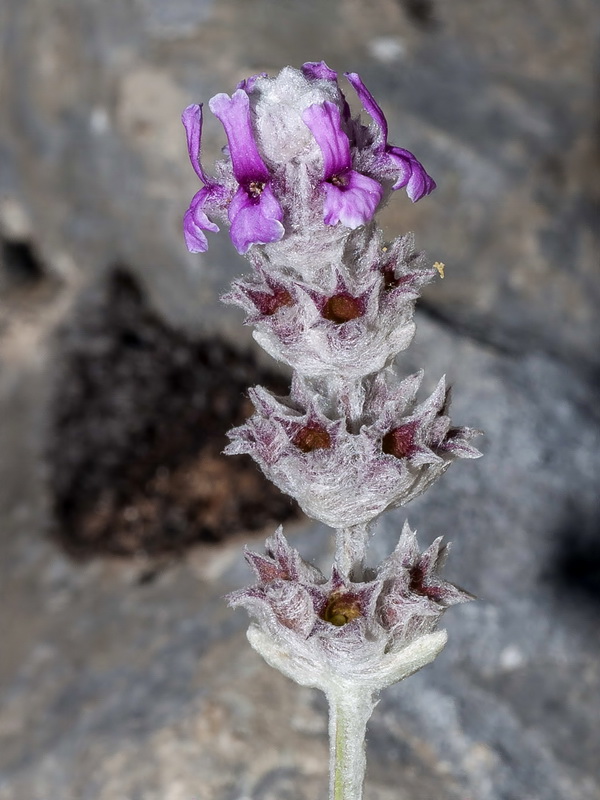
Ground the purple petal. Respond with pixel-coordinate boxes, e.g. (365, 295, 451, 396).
(183, 187, 220, 253)
(302, 101, 352, 179)
(302, 61, 338, 81)
(303, 62, 352, 123)
(386, 148, 412, 191)
(182, 104, 212, 184)
(345, 72, 388, 145)
(183, 209, 209, 252)
(322, 170, 383, 229)
(228, 184, 284, 254)
(344, 74, 437, 202)
(236, 72, 268, 92)
(209, 90, 270, 184)
(388, 147, 436, 201)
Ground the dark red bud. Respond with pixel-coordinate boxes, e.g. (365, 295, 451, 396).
(292, 424, 332, 453)
(382, 422, 418, 459)
(322, 293, 364, 324)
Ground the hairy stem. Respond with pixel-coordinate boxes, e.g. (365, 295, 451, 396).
(334, 524, 371, 579)
(327, 686, 376, 800)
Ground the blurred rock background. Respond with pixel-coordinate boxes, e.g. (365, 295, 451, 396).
(0, 1, 599, 799)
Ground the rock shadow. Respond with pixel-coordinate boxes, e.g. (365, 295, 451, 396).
(45, 268, 300, 558)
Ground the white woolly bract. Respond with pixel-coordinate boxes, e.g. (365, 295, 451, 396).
(251, 68, 342, 164)
(247, 623, 447, 693)
(225, 373, 480, 528)
(230, 524, 469, 694)
(251, 300, 416, 380)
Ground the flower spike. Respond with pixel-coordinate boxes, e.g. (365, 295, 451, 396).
(182, 65, 482, 800)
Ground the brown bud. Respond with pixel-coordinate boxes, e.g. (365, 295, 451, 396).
(292, 424, 331, 453)
(382, 422, 418, 459)
(322, 293, 364, 324)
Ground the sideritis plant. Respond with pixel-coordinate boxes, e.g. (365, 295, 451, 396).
(182, 61, 481, 800)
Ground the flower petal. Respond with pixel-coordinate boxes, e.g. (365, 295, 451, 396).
(181, 104, 212, 184)
(183, 210, 209, 252)
(388, 147, 436, 201)
(209, 90, 270, 184)
(302, 61, 338, 81)
(228, 184, 284, 254)
(344, 73, 436, 202)
(303, 62, 352, 122)
(183, 188, 220, 253)
(345, 72, 389, 145)
(322, 170, 383, 229)
(236, 72, 268, 92)
(302, 101, 351, 179)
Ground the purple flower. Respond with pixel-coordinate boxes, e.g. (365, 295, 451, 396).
(228, 525, 471, 688)
(182, 66, 438, 254)
(182, 104, 230, 253)
(302, 101, 383, 229)
(209, 90, 284, 254)
(345, 72, 436, 202)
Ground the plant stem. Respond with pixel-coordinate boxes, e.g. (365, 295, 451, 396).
(327, 686, 376, 800)
(334, 524, 371, 579)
